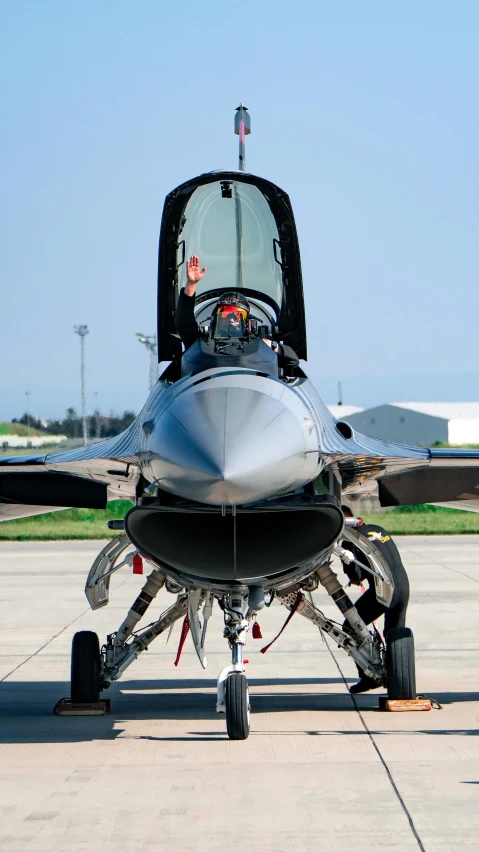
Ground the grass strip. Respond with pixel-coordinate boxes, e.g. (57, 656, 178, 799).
(0, 501, 132, 541)
(0, 502, 478, 540)
(362, 512, 479, 535)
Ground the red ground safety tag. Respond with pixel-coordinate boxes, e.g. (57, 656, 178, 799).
(260, 593, 302, 654)
(174, 614, 190, 667)
(252, 622, 262, 639)
(132, 554, 144, 575)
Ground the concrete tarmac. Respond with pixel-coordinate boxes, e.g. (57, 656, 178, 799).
(0, 537, 478, 851)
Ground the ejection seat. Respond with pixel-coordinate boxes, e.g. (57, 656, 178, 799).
(180, 336, 279, 380)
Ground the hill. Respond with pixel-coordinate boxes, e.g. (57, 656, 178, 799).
(0, 422, 48, 438)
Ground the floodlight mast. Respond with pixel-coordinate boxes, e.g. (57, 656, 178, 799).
(73, 324, 89, 446)
(234, 103, 251, 172)
(136, 333, 158, 391)
(25, 391, 31, 439)
(93, 391, 101, 440)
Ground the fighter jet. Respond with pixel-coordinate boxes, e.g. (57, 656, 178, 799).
(2, 105, 478, 738)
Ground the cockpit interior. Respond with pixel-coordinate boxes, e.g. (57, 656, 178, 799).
(157, 171, 307, 383)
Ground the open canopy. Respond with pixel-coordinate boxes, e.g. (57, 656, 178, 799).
(157, 171, 307, 362)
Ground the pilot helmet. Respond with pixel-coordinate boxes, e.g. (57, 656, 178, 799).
(212, 292, 250, 338)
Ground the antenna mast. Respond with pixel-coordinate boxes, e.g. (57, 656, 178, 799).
(234, 103, 251, 171)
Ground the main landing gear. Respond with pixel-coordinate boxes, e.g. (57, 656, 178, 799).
(386, 626, 416, 700)
(71, 631, 101, 703)
(70, 566, 188, 707)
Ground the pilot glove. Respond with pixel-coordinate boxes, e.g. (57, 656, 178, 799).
(342, 561, 364, 586)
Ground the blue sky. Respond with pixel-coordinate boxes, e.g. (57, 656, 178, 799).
(2, 0, 478, 420)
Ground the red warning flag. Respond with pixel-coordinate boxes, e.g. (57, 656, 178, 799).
(174, 615, 190, 667)
(260, 594, 302, 654)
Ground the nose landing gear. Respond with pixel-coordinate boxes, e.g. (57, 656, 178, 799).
(216, 594, 251, 740)
(226, 673, 250, 740)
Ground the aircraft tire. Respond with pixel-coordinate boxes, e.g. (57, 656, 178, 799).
(386, 627, 416, 700)
(225, 673, 250, 740)
(71, 631, 101, 703)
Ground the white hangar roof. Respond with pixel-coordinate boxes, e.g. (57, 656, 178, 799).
(327, 405, 363, 419)
(389, 402, 479, 420)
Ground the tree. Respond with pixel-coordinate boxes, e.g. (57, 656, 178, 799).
(44, 407, 136, 439)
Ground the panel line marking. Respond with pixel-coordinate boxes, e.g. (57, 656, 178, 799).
(325, 637, 427, 852)
(0, 607, 91, 683)
(405, 546, 479, 586)
(0, 576, 129, 683)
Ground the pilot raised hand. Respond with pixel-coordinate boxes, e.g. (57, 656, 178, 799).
(176, 255, 299, 367)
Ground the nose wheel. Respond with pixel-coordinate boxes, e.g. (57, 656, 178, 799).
(225, 673, 250, 740)
(216, 593, 252, 739)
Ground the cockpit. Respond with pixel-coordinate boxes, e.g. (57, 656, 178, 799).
(176, 180, 284, 309)
(157, 171, 307, 381)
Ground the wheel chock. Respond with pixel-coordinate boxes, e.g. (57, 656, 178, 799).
(53, 698, 111, 716)
(379, 696, 432, 712)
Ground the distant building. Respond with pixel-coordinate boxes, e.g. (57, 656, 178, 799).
(344, 403, 479, 447)
(0, 435, 67, 450)
(327, 405, 363, 419)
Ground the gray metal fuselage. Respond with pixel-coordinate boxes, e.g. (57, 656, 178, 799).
(125, 365, 336, 591)
(138, 367, 323, 506)
(118, 364, 425, 593)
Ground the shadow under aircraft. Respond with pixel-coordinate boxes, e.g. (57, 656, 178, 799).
(1, 105, 478, 739)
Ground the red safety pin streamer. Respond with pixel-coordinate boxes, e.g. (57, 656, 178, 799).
(259, 593, 302, 655)
(174, 614, 190, 667)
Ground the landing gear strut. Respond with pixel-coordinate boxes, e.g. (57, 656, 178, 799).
(277, 586, 385, 687)
(71, 567, 188, 702)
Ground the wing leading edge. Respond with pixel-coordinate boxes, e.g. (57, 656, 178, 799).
(0, 424, 142, 522)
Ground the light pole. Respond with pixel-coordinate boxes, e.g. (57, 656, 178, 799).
(25, 391, 31, 439)
(136, 333, 158, 391)
(74, 324, 89, 445)
(93, 391, 101, 440)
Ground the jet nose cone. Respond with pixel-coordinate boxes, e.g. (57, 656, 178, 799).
(147, 381, 317, 505)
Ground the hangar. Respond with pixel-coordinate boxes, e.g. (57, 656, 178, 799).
(327, 405, 363, 419)
(343, 403, 479, 447)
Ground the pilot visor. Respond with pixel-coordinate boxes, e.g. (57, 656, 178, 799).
(217, 306, 248, 322)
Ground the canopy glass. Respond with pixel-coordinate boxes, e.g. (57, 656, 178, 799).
(157, 171, 307, 362)
(176, 181, 283, 313)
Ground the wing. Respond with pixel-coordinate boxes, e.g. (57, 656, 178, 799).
(377, 448, 479, 512)
(316, 398, 479, 511)
(0, 420, 143, 522)
(328, 435, 479, 512)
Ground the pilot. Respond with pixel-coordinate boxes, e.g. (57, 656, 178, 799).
(176, 255, 299, 368)
(341, 506, 410, 694)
